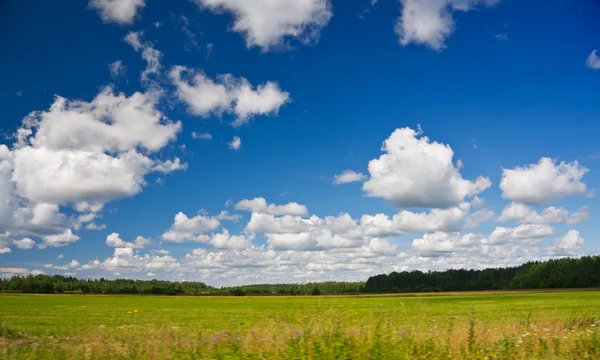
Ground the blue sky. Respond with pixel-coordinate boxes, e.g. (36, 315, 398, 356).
(0, 0, 599, 285)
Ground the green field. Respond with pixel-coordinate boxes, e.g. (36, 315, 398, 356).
(1, 291, 599, 359)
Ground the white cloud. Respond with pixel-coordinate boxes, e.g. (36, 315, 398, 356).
(12, 86, 181, 206)
(412, 232, 482, 255)
(395, 0, 500, 50)
(105, 233, 151, 249)
(464, 208, 495, 229)
(486, 224, 553, 245)
(210, 229, 252, 250)
(498, 202, 589, 225)
(39, 229, 80, 248)
(89, 0, 145, 25)
(216, 210, 241, 222)
(363, 127, 491, 208)
(500, 158, 588, 205)
(12, 238, 35, 250)
(228, 136, 242, 150)
(53, 259, 81, 270)
(170, 66, 290, 125)
(124, 32, 162, 85)
(586, 50, 600, 70)
(547, 230, 584, 256)
(0, 248, 12, 254)
(152, 158, 188, 173)
(108, 60, 126, 78)
(81, 247, 180, 273)
(333, 170, 367, 184)
(360, 206, 468, 236)
(191, 132, 213, 140)
(236, 197, 308, 216)
(161, 212, 220, 243)
(193, 0, 332, 51)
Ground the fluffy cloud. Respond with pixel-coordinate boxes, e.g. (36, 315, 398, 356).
(170, 66, 290, 125)
(363, 127, 491, 208)
(464, 208, 495, 229)
(586, 50, 600, 70)
(81, 247, 180, 273)
(228, 136, 242, 151)
(547, 230, 584, 256)
(210, 229, 252, 250)
(39, 229, 80, 248)
(105, 233, 151, 249)
(124, 32, 162, 85)
(360, 206, 468, 236)
(500, 158, 588, 205)
(412, 232, 482, 255)
(498, 202, 589, 225)
(333, 170, 367, 184)
(486, 224, 553, 245)
(12, 87, 181, 205)
(161, 212, 220, 243)
(193, 0, 332, 51)
(12, 238, 35, 250)
(396, 0, 500, 50)
(236, 197, 308, 216)
(89, 0, 145, 25)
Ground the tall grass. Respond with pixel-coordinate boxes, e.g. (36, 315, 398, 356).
(1, 306, 599, 359)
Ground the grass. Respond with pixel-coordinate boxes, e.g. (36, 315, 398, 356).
(0, 290, 599, 359)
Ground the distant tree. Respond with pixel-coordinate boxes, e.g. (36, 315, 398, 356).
(231, 288, 246, 296)
(311, 288, 321, 296)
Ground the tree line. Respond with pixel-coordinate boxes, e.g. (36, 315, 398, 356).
(362, 256, 600, 293)
(1, 256, 598, 295)
(0, 275, 363, 296)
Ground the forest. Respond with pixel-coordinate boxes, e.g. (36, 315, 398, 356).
(362, 256, 600, 292)
(1, 256, 599, 295)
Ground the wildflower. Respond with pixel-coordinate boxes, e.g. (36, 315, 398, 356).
(127, 311, 132, 314)
(133, 310, 138, 313)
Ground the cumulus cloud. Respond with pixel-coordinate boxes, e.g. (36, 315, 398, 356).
(235, 197, 308, 216)
(333, 170, 367, 184)
(396, 0, 500, 50)
(412, 232, 482, 255)
(547, 230, 584, 256)
(210, 229, 252, 250)
(106, 233, 151, 249)
(486, 224, 553, 245)
(39, 229, 80, 248)
(192, 0, 332, 51)
(81, 247, 180, 273)
(586, 50, 600, 70)
(12, 87, 181, 206)
(464, 208, 495, 229)
(89, 0, 145, 25)
(228, 136, 242, 150)
(360, 206, 469, 236)
(500, 158, 588, 205)
(363, 127, 491, 208)
(124, 32, 162, 85)
(498, 202, 589, 225)
(12, 238, 35, 250)
(161, 212, 220, 243)
(170, 66, 290, 125)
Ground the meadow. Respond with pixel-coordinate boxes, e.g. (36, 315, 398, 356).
(1, 291, 599, 359)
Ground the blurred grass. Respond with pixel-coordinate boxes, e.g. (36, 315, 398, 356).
(0, 290, 599, 359)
